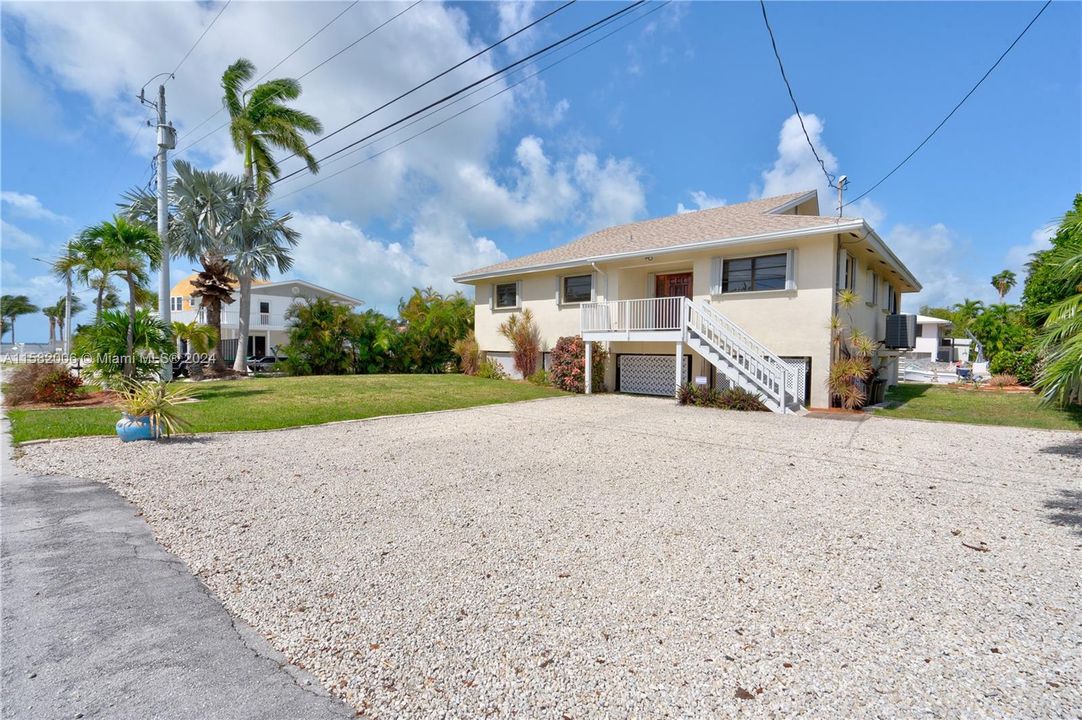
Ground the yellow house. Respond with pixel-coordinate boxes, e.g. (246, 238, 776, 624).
(167, 274, 362, 361)
(453, 190, 921, 411)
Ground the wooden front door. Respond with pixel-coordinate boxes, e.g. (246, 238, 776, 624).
(656, 272, 693, 299)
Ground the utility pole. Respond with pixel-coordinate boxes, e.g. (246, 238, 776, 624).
(836, 175, 848, 218)
(152, 83, 176, 379)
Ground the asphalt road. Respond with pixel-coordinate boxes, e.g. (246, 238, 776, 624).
(0, 421, 353, 720)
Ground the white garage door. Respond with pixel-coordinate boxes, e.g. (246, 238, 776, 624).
(617, 354, 689, 396)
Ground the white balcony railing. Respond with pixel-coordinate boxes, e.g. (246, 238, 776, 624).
(198, 309, 287, 329)
(580, 297, 685, 334)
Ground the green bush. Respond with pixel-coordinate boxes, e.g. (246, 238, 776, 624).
(526, 368, 550, 386)
(72, 309, 172, 383)
(677, 383, 768, 411)
(476, 358, 507, 380)
(453, 331, 481, 376)
(549, 336, 606, 393)
(989, 349, 1038, 386)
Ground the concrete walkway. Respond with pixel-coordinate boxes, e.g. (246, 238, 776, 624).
(0, 423, 352, 720)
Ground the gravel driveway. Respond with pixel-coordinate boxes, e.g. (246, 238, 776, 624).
(16, 395, 1082, 718)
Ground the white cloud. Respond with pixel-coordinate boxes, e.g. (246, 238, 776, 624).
(573, 154, 647, 230)
(0, 258, 66, 312)
(676, 190, 726, 214)
(885, 223, 997, 310)
(1005, 225, 1056, 275)
(1, 191, 68, 223)
(287, 208, 505, 313)
(752, 112, 884, 225)
(1, 220, 42, 251)
(0, 33, 66, 135)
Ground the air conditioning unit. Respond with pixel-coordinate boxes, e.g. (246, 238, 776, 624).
(885, 314, 916, 349)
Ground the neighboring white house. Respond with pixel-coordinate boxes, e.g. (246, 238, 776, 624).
(454, 190, 921, 412)
(908, 315, 972, 363)
(168, 274, 362, 360)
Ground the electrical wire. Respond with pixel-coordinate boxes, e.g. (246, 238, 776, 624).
(843, 0, 1052, 207)
(177, 0, 374, 142)
(273, 0, 578, 168)
(169, 0, 232, 81)
(758, 0, 835, 188)
(273, 0, 645, 185)
(274, 2, 670, 200)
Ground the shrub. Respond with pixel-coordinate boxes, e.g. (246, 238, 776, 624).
(526, 368, 550, 386)
(4, 363, 82, 406)
(476, 358, 507, 380)
(676, 383, 768, 411)
(396, 287, 473, 373)
(827, 357, 872, 410)
(988, 374, 1019, 388)
(72, 309, 172, 383)
(453, 331, 481, 376)
(549, 335, 607, 393)
(114, 379, 191, 438)
(716, 387, 769, 411)
(989, 348, 1038, 386)
(497, 309, 541, 377)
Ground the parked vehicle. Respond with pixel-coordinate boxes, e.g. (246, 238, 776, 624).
(246, 355, 283, 373)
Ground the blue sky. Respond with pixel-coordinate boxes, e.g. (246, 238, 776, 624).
(2, 0, 1079, 342)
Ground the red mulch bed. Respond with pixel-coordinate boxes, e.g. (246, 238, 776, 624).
(12, 390, 118, 411)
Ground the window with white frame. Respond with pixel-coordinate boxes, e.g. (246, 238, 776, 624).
(842, 253, 857, 292)
(494, 282, 519, 309)
(868, 271, 879, 306)
(561, 274, 593, 304)
(170, 296, 184, 311)
(887, 285, 898, 314)
(719, 253, 788, 293)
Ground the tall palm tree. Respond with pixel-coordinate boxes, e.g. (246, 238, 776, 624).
(52, 295, 86, 343)
(221, 58, 323, 194)
(991, 270, 1018, 300)
(229, 200, 299, 371)
(54, 236, 124, 324)
(0, 295, 39, 343)
(42, 304, 59, 342)
(124, 160, 243, 373)
(80, 217, 160, 377)
(221, 59, 319, 366)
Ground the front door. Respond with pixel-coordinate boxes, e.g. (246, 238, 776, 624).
(655, 272, 693, 328)
(656, 272, 693, 299)
(247, 335, 267, 358)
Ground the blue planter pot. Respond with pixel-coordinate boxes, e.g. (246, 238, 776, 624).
(116, 413, 156, 442)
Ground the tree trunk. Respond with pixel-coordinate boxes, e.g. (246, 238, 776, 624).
(125, 273, 137, 378)
(47, 318, 56, 342)
(10, 316, 15, 344)
(206, 298, 228, 373)
(95, 285, 104, 325)
(232, 273, 253, 373)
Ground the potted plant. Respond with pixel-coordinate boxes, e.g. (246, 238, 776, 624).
(114, 379, 191, 441)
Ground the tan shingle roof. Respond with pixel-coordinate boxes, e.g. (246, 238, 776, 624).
(455, 191, 863, 281)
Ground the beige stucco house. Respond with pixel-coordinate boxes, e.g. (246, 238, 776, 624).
(453, 190, 920, 411)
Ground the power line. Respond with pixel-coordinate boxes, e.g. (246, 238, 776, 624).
(758, 0, 835, 188)
(174, 0, 421, 156)
(275, 0, 579, 168)
(274, 0, 645, 185)
(844, 0, 1052, 207)
(275, 2, 671, 201)
(169, 0, 232, 81)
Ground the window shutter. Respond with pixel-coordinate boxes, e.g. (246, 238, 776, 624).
(555, 276, 561, 304)
(489, 284, 495, 311)
(590, 272, 597, 302)
(646, 272, 656, 298)
(837, 249, 847, 291)
(785, 249, 797, 290)
(710, 258, 722, 295)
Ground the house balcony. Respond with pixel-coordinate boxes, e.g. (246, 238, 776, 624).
(580, 297, 686, 341)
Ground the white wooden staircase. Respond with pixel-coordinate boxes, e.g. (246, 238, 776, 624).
(684, 299, 803, 414)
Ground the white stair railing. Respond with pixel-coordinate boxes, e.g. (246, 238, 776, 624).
(684, 299, 794, 411)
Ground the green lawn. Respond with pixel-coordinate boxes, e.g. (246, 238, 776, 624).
(874, 383, 1082, 432)
(6, 374, 565, 444)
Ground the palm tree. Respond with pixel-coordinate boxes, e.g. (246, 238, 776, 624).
(52, 295, 86, 343)
(42, 304, 59, 342)
(1033, 198, 1082, 406)
(125, 160, 242, 374)
(221, 58, 323, 194)
(171, 320, 219, 379)
(54, 236, 124, 324)
(0, 295, 39, 343)
(221, 59, 318, 367)
(229, 199, 299, 372)
(991, 270, 1018, 300)
(80, 217, 160, 377)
